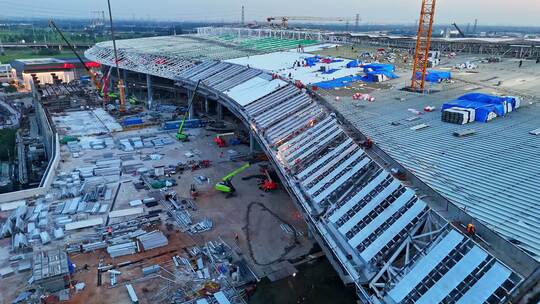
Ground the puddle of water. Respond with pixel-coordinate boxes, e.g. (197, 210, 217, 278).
(248, 257, 357, 304)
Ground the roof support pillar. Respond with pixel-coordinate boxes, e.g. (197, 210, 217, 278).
(249, 131, 256, 153)
(217, 102, 223, 121)
(187, 90, 194, 119)
(146, 74, 153, 109)
(123, 69, 128, 96)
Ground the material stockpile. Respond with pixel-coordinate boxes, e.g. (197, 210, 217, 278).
(163, 118, 203, 130)
(174, 210, 193, 232)
(107, 242, 138, 258)
(190, 218, 213, 234)
(1, 206, 31, 250)
(153, 239, 247, 304)
(442, 93, 521, 124)
(137, 230, 168, 250)
(122, 117, 144, 127)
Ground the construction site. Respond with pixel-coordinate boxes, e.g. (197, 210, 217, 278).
(1, 1, 540, 304)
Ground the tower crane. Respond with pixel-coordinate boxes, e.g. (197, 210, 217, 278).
(410, 0, 437, 92)
(266, 16, 352, 28)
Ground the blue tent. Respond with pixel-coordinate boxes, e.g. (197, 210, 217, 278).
(416, 70, 452, 82)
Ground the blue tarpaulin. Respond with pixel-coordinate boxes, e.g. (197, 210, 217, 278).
(416, 70, 452, 82)
(313, 75, 368, 89)
(346, 60, 362, 68)
(322, 68, 340, 74)
(458, 93, 508, 116)
(363, 63, 396, 73)
(305, 56, 320, 66)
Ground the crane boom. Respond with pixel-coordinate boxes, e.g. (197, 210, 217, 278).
(176, 80, 202, 141)
(222, 163, 251, 181)
(452, 22, 466, 38)
(48, 20, 101, 91)
(215, 162, 251, 194)
(267, 16, 350, 28)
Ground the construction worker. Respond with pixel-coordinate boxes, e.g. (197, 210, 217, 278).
(519, 60, 523, 68)
(234, 233, 239, 244)
(467, 223, 476, 235)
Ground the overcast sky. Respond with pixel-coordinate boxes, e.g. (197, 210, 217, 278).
(2, 0, 539, 26)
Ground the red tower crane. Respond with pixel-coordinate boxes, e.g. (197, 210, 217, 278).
(410, 0, 437, 92)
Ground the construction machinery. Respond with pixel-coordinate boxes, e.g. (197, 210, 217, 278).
(106, 0, 126, 112)
(48, 20, 101, 91)
(266, 16, 350, 28)
(176, 80, 201, 141)
(259, 168, 278, 192)
(410, 0, 437, 92)
(215, 163, 251, 195)
(452, 22, 466, 38)
(213, 132, 236, 147)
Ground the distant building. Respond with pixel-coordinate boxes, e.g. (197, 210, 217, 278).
(10, 58, 100, 89)
(0, 63, 14, 82)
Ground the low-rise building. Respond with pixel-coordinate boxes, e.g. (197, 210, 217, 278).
(10, 58, 100, 89)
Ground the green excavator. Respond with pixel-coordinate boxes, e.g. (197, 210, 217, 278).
(215, 163, 251, 195)
(176, 80, 201, 141)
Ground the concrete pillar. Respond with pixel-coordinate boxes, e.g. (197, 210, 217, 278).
(217, 102, 223, 120)
(249, 132, 256, 153)
(187, 90, 194, 119)
(307, 226, 314, 239)
(146, 74, 153, 109)
(122, 69, 128, 96)
(204, 97, 209, 114)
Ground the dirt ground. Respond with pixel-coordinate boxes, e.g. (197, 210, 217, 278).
(0, 120, 314, 304)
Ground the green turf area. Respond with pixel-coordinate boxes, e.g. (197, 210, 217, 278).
(0, 49, 78, 64)
(211, 35, 319, 53)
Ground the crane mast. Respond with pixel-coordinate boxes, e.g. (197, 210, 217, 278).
(410, 0, 437, 92)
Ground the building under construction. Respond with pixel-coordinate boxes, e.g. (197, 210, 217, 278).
(81, 26, 540, 303)
(0, 13, 538, 303)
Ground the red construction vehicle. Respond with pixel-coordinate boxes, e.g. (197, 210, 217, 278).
(213, 132, 235, 148)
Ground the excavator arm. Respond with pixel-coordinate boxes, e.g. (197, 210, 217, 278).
(215, 163, 251, 194)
